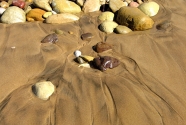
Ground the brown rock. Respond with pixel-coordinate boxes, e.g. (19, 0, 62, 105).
(81, 33, 93, 41)
(94, 42, 112, 53)
(116, 6, 154, 31)
(109, 0, 128, 12)
(93, 56, 120, 71)
(26, 8, 46, 22)
(41, 33, 58, 44)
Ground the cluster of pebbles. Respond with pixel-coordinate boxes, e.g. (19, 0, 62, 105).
(0, 0, 159, 33)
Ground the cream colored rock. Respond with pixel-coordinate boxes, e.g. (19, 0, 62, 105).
(99, 21, 118, 33)
(43, 11, 52, 18)
(0, 7, 5, 15)
(77, 0, 85, 7)
(52, 0, 81, 13)
(116, 6, 154, 31)
(115, 25, 132, 34)
(32, 81, 55, 100)
(138, 1, 159, 16)
(1, 6, 26, 24)
(82, 0, 101, 13)
(109, 0, 128, 12)
(34, 0, 52, 11)
(45, 13, 79, 24)
(98, 11, 114, 21)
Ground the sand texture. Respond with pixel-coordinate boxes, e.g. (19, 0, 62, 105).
(0, 0, 186, 124)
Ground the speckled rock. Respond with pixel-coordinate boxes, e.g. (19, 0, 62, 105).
(45, 13, 79, 24)
(109, 0, 128, 12)
(116, 6, 154, 31)
(33, 0, 52, 11)
(98, 11, 114, 21)
(52, 0, 81, 13)
(1, 6, 26, 23)
(99, 21, 118, 33)
(82, 0, 101, 13)
(26, 8, 46, 21)
(115, 25, 132, 34)
(138, 1, 159, 17)
(32, 81, 55, 100)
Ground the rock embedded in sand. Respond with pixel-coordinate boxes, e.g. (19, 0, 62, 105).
(33, 0, 52, 11)
(45, 13, 79, 24)
(95, 42, 112, 53)
(41, 33, 58, 44)
(1, 6, 26, 23)
(98, 11, 114, 21)
(81, 33, 93, 41)
(82, 0, 101, 13)
(99, 21, 118, 33)
(12, 0, 25, 9)
(109, 0, 128, 12)
(116, 6, 154, 31)
(0, 1, 9, 8)
(138, 1, 159, 17)
(32, 81, 55, 100)
(93, 56, 120, 71)
(52, 0, 81, 13)
(26, 8, 46, 22)
(77, 57, 85, 64)
(115, 25, 132, 34)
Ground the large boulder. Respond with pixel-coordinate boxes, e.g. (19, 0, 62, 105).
(116, 6, 154, 31)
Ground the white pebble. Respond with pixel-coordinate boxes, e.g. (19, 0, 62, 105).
(74, 50, 82, 57)
(0, 7, 6, 15)
(51, 10, 57, 14)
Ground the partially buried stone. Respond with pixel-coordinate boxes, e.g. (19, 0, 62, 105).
(77, 57, 85, 64)
(99, 21, 118, 33)
(115, 25, 132, 34)
(1, 6, 26, 23)
(93, 56, 120, 71)
(45, 13, 79, 24)
(26, 8, 46, 21)
(116, 6, 154, 31)
(41, 33, 58, 44)
(32, 81, 55, 100)
(94, 42, 112, 53)
(81, 33, 93, 41)
(54, 29, 64, 34)
(12, 0, 25, 9)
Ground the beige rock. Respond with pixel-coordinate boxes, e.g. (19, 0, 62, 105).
(82, 0, 101, 13)
(33, 0, 52, 11)
(99, 21, 118, 33)
(115, 25, 132, 34)
(0, 1, 9, 8)
(32, 81, 55, 100)
(45, 13, 79, 24)
(43, 11, 52, 18)
(98, 11, 114, 21)
(116, 6, 154, 31)
(1, 6, 26, 24)
(138, 1, 159, 16)
(52, 0, 81, 13)
(109, 0, 128, 12)
(77, 0, 85, 7)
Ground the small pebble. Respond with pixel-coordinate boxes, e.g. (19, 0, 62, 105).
(81, 33, 93, 41)
(68, 31, 73, 34)
(12, 0, 25, 9)
(0, 7, 5, 15)
(54, 29, 64, 34)
(74, 50, 82, 57)
(129, 1, 139, 7)
(77, 57, 85, 64)
(41, 33, 58, 44)
(43, 12, 52, 18)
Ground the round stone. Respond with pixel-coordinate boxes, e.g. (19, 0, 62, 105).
(98, 11, 114, 21)
(1, 6, 26, 24)
(138, 1, 159, 17)
(32, 81, 55, 100)
(74, 50, 82, 57)
(99, 21, 118, 33)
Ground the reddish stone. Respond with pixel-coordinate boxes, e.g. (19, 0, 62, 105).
(95, 42, 112, 53)
(12, 0, 25, 9)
